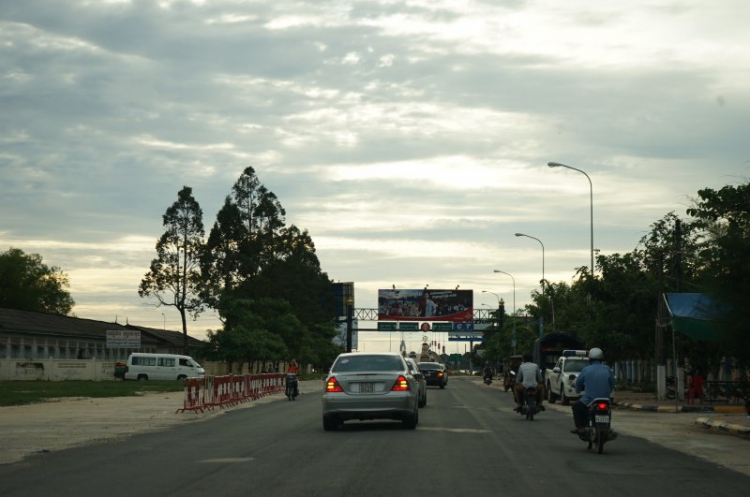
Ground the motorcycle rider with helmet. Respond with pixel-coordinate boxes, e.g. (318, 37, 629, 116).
(513, 354, 545, 412)
(571, 347, 615, 437)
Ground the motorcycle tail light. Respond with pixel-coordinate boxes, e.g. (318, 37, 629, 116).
(391, 375, 410, 391)
(326, 377, 344, 393)
(596, 402, 609, 411)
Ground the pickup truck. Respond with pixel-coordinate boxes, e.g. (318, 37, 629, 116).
(546, 351, 589, 405)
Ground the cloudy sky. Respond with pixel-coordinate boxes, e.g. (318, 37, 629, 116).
(1, 0, 748, 354)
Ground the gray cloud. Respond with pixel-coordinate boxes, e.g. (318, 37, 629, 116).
(1, 0, 748, 349)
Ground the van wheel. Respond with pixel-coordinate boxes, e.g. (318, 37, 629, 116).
(177, 375, 187, 381)
(137, 375, 148, 382)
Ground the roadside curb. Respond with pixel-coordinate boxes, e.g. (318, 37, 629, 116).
(615, 401, 745, 414)
(695, 417, 750, 437)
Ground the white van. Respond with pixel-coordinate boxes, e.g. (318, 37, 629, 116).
(124, 353, 205, 381)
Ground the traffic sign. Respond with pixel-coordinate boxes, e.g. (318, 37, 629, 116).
(420, 322, 431, 331)
(398, 322, 419, 331)
(377, 322, 397, 331)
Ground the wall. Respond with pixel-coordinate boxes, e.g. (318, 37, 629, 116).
(0, 359, 117, 381)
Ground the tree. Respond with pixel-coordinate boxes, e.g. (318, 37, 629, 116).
(0, 247, 75, 315)
(687, 181, 750, 361)
(202, 167, 337, 364)
(139, 186, 205, 353)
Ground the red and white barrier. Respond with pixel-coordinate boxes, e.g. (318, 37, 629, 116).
(177, 373, 286, 413)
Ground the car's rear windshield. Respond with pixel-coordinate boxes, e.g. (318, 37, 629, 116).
(418, 363, 442, 371)
(332, 355, 405, 373)
(564, 360, 588, 373)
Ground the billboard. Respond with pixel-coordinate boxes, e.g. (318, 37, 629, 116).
(332, 282, 354, 317)
(378, 289, 473, 322)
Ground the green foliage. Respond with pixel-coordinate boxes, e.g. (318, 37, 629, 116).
(687, 182, 750, 360)
(0, 247, 75, 315)
(139, 186, 206, 352)
(200, 167, 337, 367)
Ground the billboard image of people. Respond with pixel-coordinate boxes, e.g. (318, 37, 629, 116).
(378, 289, 473, 322)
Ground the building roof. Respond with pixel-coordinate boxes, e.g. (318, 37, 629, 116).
(0, 307, 204, 348)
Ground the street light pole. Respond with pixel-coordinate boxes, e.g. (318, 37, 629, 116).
(548, 161, 594, 277)
(493, 269, 516, 354)
(515, 233, 545, 295)
(482, 290, 503, 331)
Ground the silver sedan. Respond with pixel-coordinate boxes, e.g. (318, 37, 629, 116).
(322, 352, 420, 431)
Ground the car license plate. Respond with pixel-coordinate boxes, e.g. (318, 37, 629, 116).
(595, 415, 610, 424)
(360, 382, 374, 393)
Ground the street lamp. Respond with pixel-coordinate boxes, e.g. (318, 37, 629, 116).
(493, 269, 516, 354)
(515, 233, 545, 295)
(482, 290, 504, 332)
(548, 161, 594, 277)
(481, 290, 501, 304)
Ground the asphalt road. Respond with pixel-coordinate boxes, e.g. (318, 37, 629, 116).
(1, 376, 748, 497)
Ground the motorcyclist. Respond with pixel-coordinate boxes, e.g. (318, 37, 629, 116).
(513, 354, 545, 412)
(483, 363, 493, 382)
(571, 347, 615, 436)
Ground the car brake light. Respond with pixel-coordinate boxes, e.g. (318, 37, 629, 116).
(326, 377, 344, 393)
(391, 375, 410, 391)
(437, 372, 444, 378)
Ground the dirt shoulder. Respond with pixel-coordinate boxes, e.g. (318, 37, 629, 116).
(0, 380, 323, 466)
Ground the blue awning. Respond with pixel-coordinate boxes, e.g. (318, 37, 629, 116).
(663, 293, 721, 341)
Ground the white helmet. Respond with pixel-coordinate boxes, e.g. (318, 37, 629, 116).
(589, 347, 604, 360)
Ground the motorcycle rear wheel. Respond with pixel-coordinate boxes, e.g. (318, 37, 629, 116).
(597, 428, 607, 454)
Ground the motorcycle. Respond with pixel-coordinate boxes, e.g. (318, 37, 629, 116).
(285, 373, 299, 401)
(519, 386, 540, 420)
(483, 373, 493, 385)
(581, 398, 616, 453)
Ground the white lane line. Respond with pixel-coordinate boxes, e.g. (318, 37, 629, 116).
(199, 458, 255, 463)
(418, 427, 491, 434)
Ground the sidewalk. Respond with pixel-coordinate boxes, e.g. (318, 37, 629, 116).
(613, 391, 750, 437)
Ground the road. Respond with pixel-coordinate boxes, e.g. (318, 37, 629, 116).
(1, 376, 748, 497)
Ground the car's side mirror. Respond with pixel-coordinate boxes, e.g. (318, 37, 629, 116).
(553, 367, 561, 373)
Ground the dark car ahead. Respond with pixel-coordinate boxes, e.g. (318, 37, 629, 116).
(418, 362, 448, 389)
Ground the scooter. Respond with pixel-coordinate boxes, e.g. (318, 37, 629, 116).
(519, 386, 540, 420)
(285, 373, 299, 401)
(483, 373, 493, 385)
(581, 398, 616, 453)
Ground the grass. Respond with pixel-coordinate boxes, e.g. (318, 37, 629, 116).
(0, 380, 185, 407)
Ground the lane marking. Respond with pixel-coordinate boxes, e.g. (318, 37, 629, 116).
(198, 458, 255, 463)
(418, 427, 491, 434)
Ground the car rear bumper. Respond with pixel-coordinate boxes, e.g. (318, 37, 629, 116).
(322, 392, 417, 421)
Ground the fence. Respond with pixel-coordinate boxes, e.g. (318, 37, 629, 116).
(177, 373, 286, 413)
(0, 358, 295, 381)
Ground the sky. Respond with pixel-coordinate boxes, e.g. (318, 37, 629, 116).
(1, 0, 749, 355)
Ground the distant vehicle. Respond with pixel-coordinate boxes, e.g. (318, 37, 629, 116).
(546, 350, 589, 405)
(124, 353, 205, 381)
(405, 358, 427, 408)
(322, 352, 419, 431)
(418, 362, 448, 389)
(533, 332, 585, 380)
